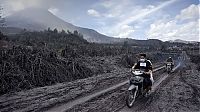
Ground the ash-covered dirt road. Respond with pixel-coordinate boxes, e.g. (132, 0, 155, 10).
(120, 52, 200, 112)
(45, 66, 166, 112)
(63, 62, 181, 112)
(1, 52, 199, 112)
(0, 63, 163, 112)
(58, 52, 200, 112)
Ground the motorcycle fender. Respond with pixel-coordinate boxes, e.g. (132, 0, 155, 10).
(128, 85, 138, 91)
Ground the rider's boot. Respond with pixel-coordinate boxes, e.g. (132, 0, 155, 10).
(145, 86, 152, 97)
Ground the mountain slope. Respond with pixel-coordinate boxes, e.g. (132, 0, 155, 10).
(168, 39, 198, 44)
(5, 8, 116, 43)
(5, 8, 164, 44)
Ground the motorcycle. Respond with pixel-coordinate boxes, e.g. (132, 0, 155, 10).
(126, 69, 150, 108)
(166, 63, 172, 74)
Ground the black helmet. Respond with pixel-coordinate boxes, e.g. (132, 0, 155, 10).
(140, 53, 146, 57)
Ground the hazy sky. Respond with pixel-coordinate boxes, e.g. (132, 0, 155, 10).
(1, 0, 199, 41)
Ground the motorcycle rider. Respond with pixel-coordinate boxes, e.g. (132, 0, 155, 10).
(132, 53, 153, 94)
(166, 57, 174, 70)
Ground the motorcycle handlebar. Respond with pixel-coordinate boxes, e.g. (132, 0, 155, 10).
(131, 69, 145, 74)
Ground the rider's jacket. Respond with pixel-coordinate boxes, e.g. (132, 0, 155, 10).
(134, 59, 152, 73)
(166, 58, 173, 62)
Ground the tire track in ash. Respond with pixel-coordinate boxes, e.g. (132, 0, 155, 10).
(152, 62, 181, 92)
(45, 66, 165, 112)
(179, 69, 200, 107)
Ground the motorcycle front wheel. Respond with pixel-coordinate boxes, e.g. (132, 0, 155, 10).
(126, 88, 138, 108)
(167, 68, 171, 74)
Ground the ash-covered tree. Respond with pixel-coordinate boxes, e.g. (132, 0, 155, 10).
(61, 29, 66, 34)
(0, 31, 6, 40)
(0, 6, 6, 27)
(0, 6, 6, 40)
(74, 30, 78, 36)
(122, 41, 130, 54)
(47, 27, 52, 32)
(53, 28, 58, 33)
